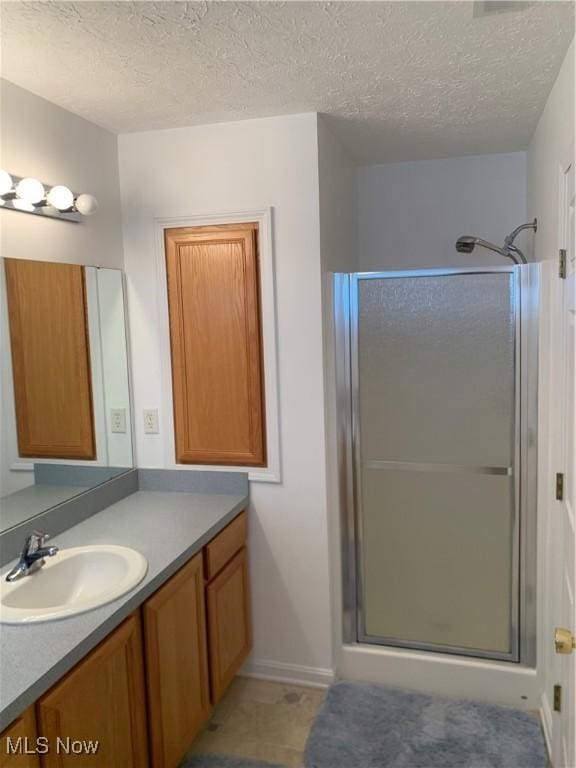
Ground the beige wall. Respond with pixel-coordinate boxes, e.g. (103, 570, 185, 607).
(0, 79, 124, 268)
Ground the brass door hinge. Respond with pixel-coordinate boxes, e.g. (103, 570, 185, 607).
(556, 473, 565, 501)
(554, 684, 562, 712)
(559, 249, 567, 279)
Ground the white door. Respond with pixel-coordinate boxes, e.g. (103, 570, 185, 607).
(552, 161, 576, 768)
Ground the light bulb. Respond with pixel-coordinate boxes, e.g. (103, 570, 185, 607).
(75, 193, 98, 216)
(16, 177, 45, 204)
(0, 170, 13, 196)
(12, 198, 35, 212)
(47, 185, 74, 211)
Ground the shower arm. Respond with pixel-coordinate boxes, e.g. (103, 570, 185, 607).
(504, 218, 537, 246)
(506, 244, 528, 265)
(473, 238, 509, 258)
(503, 218, 537, 256)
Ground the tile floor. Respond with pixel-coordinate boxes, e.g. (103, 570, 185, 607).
(184, 678, 325, 767)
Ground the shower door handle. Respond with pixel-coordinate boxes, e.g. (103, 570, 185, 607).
(365, 460, 513, 476)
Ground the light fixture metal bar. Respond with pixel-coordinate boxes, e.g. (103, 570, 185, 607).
(1, 173, 82, 223)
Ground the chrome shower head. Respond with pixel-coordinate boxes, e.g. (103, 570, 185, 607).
(455, 219, 537, 265)
(455, 236, 479, 254)
(455, 235, 510, 260)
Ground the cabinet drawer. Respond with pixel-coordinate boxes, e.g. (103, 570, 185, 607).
(204, 511, 246, 580)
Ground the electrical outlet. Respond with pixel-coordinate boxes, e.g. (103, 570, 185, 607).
(110, 408, 127, 434)
(143, 409, 159, 434)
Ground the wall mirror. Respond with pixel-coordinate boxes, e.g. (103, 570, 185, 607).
(0, 258, 133, 533)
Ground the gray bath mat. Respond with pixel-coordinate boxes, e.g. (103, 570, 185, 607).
(184, 756, 285, 768)
(304, 681, 547, 768)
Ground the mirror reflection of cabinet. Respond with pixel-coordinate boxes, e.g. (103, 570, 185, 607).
(0, 258, 134, 535)
(4, 259, 96, 460)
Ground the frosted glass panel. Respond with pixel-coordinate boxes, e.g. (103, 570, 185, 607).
(358, 274, 515, 466)
(356, 272, 517, 657)
(361, 469, 513, 653)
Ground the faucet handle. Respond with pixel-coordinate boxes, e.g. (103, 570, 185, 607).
(24, 531, 49, 553)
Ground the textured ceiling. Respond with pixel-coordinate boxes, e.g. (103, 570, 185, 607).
(1, 1, 574, 163)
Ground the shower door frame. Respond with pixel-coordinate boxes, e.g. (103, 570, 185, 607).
(335, 265, 539, 665)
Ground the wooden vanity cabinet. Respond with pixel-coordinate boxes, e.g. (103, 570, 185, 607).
(36, 614, 148, 768)
(206, 547, 252, 704)
(142, 512, 251, 766)
(3, 511, 251, 768)
(0, 707, 40, 768)
(143, 552, 211, 768)
(205, 512, 252, 704)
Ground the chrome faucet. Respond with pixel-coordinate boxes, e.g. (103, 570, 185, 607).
(5, 531, 59, 582)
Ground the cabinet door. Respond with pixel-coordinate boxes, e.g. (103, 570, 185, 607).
(143, 552, 211, 768)
(36, 614, 148, 768)
(0, 708, 40, 768)
(165, 223, 266, 466)
(4, 259, 95, 460)
(206, 547, 252, 704)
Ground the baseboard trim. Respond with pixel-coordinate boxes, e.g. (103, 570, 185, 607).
(540, 692, 553, 762)
(240, 659, 335, 689)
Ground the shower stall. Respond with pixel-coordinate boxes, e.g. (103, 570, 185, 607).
(335, 266, 539, 664)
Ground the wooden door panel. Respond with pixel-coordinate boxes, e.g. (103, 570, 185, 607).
(0, 708, 40, 768)
(143, 552, 211, 768)
(206, 547, 252, 704)
(4, 259, 95, 460)
(36, 614, 148, 768)
(165, 224, 266, 466)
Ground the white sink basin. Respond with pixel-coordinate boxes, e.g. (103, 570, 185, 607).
(0, 545, 148, 624)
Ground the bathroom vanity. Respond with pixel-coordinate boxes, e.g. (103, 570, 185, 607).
(0, 478, 251, 768)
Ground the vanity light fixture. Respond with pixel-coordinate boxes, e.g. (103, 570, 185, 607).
(16, 177, 45, 204)
(46, 185, 75, 211)
(0, 170, 98, 222)
(0, 170, 13, 196)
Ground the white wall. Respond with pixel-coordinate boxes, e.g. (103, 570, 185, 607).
(0, 79, 124, 268)
(96, 269, 133, 468)
(527, 39, 575, 752)
(358, 152, 527, 270)
(318, 117, 358, 274)
(118, 113, 334, 680)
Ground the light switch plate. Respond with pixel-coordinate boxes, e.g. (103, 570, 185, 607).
(110, 408, 127, 434)
(143, 409, 159, 434)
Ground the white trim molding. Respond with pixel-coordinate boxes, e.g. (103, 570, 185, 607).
(338, 644, 540, 709)
(10, 462, 33, 472)
(241, 658, 335, 689)
(153, 208, 281, 483)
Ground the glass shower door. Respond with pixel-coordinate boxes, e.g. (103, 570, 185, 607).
(352, 270, 519, 660)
